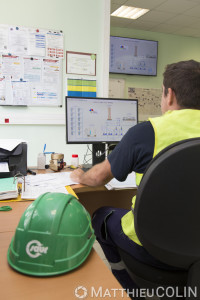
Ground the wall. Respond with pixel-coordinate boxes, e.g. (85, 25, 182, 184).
(2, 5, 200, 167)
(0, 0, 110, 166)
(110, 27, 200, 97)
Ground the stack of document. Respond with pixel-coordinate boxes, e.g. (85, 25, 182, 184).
(21, 172, 79, 200)
(0, 177, 18, 200)
(105, 172, 137, 190)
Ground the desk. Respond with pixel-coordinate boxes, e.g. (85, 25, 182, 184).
(0, 202, 130, 300)
(0, 172, 136, 300)
(75, 186, 136, 216)
(36, 168, 137, 216)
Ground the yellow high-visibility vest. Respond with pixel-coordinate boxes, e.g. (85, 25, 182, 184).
(121, 109, 200, 246)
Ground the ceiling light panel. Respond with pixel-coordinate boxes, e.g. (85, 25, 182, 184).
(111, 6, 149, 19)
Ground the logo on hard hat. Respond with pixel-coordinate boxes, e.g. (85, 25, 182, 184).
(26, 240, 48, 258)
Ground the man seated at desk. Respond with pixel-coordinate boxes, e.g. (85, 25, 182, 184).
(70, 60, 200, 292)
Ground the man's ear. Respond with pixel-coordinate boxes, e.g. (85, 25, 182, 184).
(167, 88, 174, 106)
(167, 88, 179, 109)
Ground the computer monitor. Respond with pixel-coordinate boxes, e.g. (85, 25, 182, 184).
(66, 96, 138, 166)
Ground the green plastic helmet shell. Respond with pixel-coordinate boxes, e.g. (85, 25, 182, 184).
(7, 192, 95, 276)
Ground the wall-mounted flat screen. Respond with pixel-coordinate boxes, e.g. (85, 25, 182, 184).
(110, 36, 158, 76)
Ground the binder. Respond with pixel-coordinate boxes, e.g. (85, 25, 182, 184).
(0, 172, 78, 201)
(0, 177, 18, 200)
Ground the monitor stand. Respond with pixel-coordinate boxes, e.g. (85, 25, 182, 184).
(92, 143, 106, 166)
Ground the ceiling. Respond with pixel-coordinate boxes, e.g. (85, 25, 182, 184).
(111, 0, 200, 38)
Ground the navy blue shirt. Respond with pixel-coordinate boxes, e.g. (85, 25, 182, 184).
(108, 121, 155, 181)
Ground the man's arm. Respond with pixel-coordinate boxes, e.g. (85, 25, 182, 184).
(70, 159, 113, 187)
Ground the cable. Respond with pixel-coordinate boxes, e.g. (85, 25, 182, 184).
(83, 145, 92, 165)
(83, 157, 92, 164)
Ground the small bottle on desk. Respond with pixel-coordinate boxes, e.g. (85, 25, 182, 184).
(37, 153, 46, 169)
(71, 154, 79, 168)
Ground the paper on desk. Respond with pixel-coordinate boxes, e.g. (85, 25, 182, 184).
(0, 162, 9, 172)
(21, 172, 79, 200)
(21, 185, 70, 200)
(105, 172, 136, 190)
(0, 139, 26, 151)
(25, 172, 78, 187)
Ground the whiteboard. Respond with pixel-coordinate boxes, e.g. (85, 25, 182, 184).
(0, 24, 64, 106)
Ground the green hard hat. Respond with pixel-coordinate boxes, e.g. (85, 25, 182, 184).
(7, 192, 95, 276)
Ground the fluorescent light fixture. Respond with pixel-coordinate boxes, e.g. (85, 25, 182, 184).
(111, 6, 149, 20)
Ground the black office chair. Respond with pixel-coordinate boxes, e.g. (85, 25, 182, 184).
(118, 138, 200, 299)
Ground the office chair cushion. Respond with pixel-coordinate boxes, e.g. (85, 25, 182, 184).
(134, 138, 200, 269)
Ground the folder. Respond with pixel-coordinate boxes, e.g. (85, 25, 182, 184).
(0, 177, 18, 200)
(0, 172, 78, 202)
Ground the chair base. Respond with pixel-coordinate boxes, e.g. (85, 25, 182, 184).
(118, 247, 187, 299)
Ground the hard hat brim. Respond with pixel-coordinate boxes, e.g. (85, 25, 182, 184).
(7, 234, 96, 276)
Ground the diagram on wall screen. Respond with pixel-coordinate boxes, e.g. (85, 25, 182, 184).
(128, 87, 162, 121)
(67, 98, 138, 143)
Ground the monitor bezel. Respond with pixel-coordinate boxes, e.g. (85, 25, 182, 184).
(109, 35, 158, 76)
(65, 96, 138, 144)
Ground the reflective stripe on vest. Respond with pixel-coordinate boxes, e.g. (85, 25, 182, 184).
(135, 173, 143, 186)
(121, 109, 200, 246)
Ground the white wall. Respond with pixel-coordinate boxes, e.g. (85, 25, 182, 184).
(110, 26, 200, 95)
(0, 0, 110, 166)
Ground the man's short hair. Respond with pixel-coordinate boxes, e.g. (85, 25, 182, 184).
(163, 60, 200, 109)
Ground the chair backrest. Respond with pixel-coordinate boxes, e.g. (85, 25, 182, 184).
(134, 138, 200, 270)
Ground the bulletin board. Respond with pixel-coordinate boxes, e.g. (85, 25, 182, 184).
(128, 87, 162, 121)
(0, 24, 64, 106)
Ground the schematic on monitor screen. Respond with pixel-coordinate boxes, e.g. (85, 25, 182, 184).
(109, 36, 158, 76)
(66, 97, 138, 143)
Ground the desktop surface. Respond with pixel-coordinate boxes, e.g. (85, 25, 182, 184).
(0, 180, 135, 300)
(1, 232, 124, 300)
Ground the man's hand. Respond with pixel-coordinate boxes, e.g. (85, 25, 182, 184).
(70, 168, 85, 183)
(69, 159, 113, 187)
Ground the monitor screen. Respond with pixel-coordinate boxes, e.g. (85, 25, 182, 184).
(66, 97, 138, 144)
(110, 36, 158, 76)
